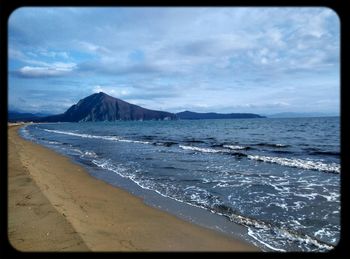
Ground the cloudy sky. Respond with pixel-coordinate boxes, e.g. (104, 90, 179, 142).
(8, 7, 339, 115)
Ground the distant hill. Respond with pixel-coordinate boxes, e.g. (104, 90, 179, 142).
(8, 111, 49, 122)
(266, 112, 338, 118)
(38, 92, 176, 122)
(176, 111, 265, 120)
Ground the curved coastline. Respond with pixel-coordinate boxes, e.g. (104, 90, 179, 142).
(8, 124, 259, 252)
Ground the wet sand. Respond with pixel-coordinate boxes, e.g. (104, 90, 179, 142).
(8, 124, 259, 251)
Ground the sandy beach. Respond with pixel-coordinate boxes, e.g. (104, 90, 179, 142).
(8, 124, 259, 252)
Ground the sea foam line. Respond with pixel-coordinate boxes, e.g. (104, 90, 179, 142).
(247, 228, 286, 252)
(90, 156, 335, 252)
(179, 145, 222, 153)
(223, 145, 247, 150)
(42, 128, 150, 144)
(247, 155, 340, 174)
(231, 213, 335, 252)
(179, 143, 339, 174)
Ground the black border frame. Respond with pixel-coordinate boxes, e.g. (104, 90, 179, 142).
(1, 1, 348, 258)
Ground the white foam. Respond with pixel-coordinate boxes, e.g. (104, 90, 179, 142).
(269, 183, 291, 193)
(228, 209, 335, 252)
(83, 151, 98, 158)
(294, 192, 319, 200)
(48, 141, 61, 145)
(314, 228, 333, 239)
(89, 154, 337, 252)
(248, 228, 286, 252)
(91, 159, 109, 169)
(276, 144, 288, 147)
(90, 158, 213, 213)
(117, 139, 150, 144)
(267, 202, 289, 211)
(291, 201, 307, 210)
(70, 148, 83, 155)
(223, 145, 246, 150)
(20, 125, 33, 140)
(319, 192, 340, 202)
(91, 159, 130, 178)
(179, 145, 221, 153)
(43, 129, 150, 144)
(247, 155, 340, 173)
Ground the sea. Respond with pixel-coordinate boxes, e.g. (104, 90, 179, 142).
(19, 116, 340, 252)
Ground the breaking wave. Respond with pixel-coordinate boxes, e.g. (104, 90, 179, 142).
(42, 129, 150, 144)
(247, 155, 340, 174)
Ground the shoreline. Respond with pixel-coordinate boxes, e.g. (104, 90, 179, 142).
(8, 124, 89, 251)
(8, 124, 259, 251)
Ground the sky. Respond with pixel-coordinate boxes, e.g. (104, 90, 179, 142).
(8, 7, 340, 115)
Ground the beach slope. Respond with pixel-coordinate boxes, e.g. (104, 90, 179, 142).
(8, 125, 258, 251)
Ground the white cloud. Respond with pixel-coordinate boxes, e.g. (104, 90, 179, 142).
(9, 47, 72, 69)
(296, 9, 334, 39)
(266, 27, 285, 47)
(18, 62, 77, 77)
(8, 7, 339, 114)
(92, 85, 130, 97)
(76, 41, 111, 55)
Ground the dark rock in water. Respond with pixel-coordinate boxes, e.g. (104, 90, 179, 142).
(38, 92, 176, 122)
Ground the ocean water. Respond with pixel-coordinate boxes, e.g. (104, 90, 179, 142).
(20, 117, 340, 252)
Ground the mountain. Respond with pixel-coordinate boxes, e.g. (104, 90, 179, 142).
(8, 111, 50, 122)
(10, 93, 265, 122)
(38, 92, 176, 122)
(176, 111, 265, 120)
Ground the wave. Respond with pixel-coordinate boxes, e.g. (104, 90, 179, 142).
(256, 143, 290, 148)
(179, 145, 248, 156)
(179, 145, 223, 153)
(211, 204, 335, 251)
(47, 140, 61, 145)
(247, 155, 340, 174)
(42, 129, 150, 144)
(19, 125, 34, 140)
(82, 151, 98, 158)
(42, 128, 340, 174)
(179, 144, 339, 174)
(173, 184, 336, 252)
(223, 144, 249, 150)
(64, 147, 97, 159)
(182, 186, 336, 251)
(59, 142, 337, 252)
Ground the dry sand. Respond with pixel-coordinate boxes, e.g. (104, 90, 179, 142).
(8, 124, 259, 252)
